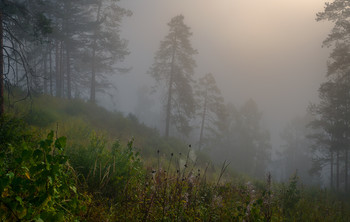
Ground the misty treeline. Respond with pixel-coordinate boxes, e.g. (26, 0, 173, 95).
(0, 2, 273, 179)
(0, 0, 131, 106)
(273, 0, 350, 190)
(147, 15, 272, 179)
(4, 0, 350, 189)
(303, 0, 350, 192)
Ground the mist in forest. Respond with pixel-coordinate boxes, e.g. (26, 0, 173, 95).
(3, 0, 341, 186)
(6, 1, 350, 219)
(110, 0, 331, 178)
(92, 0, 335, 184)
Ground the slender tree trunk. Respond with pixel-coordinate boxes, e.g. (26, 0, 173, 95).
(66, 47, 71, 99)
(63, 1, 70, 99)
(165, 72, 173, 137)
(55, 41, 61, 97)
(90, 1, 102, 103)
(165, 36, 177, 137)
(14, 43, 18, 86)
(49, 45, 53, 96)
(60, 42, 64, 98)
(43, 50, 48, 94)
(198, 91, 208, 150)
(331, 150, 334, 190)
(337, 149, 340, 191)
(0, 12, 3, 117)
(346, 149, 348, 192)
(90, 47, 96, 103)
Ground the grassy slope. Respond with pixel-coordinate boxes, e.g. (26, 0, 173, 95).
(3, 94, 350, 221)
(7, 94, 213, 171)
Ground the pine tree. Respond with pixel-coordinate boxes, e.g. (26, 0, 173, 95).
(149, 15, 197, 137)
(313, 0, 350, 191)
(88, 0, 131, 103)
(195, 73, 224, 149)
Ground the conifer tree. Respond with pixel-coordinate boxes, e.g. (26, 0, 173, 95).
(88, 0, 131, 103)
(149, 15, 197, 137)
(195, 73, 224, 149)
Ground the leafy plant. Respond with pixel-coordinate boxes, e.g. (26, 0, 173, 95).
(0, 117, 85, 221)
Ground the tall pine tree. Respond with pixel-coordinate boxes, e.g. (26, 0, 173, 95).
(149, 15, 197, 137)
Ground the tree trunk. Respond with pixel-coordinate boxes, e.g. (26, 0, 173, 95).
(0, 12, 3, 117)
(198, 90, 208, 150)
(337, 149, 340, 191)
(90, 48, 96, 103)
(60, 43, 64, 98)
(90, 0, 102, 103)
(55, 41, 61, 97)
(14, 43, 18, 86)
(165, 72, 173, 137)
(49, 45, 53, 96)
(165, 36, 177, 137)
(43, 49, 48, 94)
(331, 150, 334, 190)
(346, 149, 348, 192)
(66, 47, 71, 99)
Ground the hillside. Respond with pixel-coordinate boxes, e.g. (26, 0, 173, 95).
(1, 95, 350, 221)
(9, 94, 211, 168)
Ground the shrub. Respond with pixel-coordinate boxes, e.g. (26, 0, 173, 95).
(0, 130, 85, 221)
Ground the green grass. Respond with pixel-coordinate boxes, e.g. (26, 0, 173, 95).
(2, 94, 350, 221)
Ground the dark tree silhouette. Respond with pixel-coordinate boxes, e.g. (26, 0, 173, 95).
(149, 15, 197, 137)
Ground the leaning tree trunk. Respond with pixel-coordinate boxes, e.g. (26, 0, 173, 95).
(0, 11, 4, 117)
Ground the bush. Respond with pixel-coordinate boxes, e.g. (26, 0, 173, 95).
(0, 117, 86, 221)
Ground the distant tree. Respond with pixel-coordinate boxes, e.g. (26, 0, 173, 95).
(149, 15, 197, 137)
(239, 99, 271, 178)
(134, 85, 156, 125)
(87, 0, 131, 103)
(209, 100, 271, 178)
(279, 115, 316, 185)
(195, 73, 224, 149)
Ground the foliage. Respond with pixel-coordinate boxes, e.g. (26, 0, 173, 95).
(3, 96, 350, 221)
(67, 133, 143, 203)
(0, 116, 85, 221)
(1, 109, 350, 221)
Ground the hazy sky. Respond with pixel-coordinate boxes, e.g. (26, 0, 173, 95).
(112, 0, 332, 150)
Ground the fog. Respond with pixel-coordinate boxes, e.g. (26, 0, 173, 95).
(5, 2, 350, 218)
(3, 0, 336, 183)
(112, 0, 331, 152)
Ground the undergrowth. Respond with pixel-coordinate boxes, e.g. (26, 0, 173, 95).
(2, 95, 350, 221)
